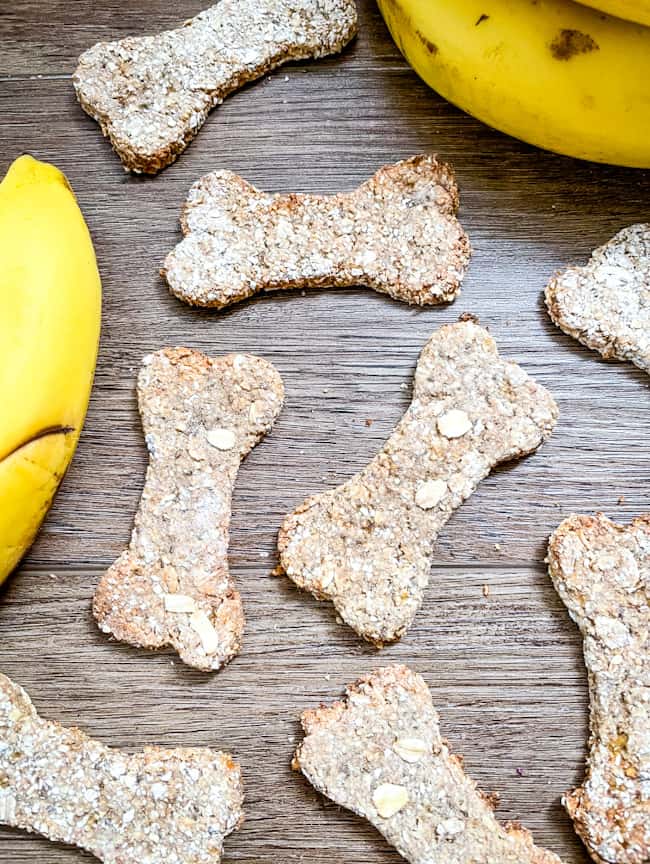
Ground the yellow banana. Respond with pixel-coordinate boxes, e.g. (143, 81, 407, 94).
(378, 0, 650, 167)
(0, 156, 101, 584)
(576, 0, 650, 26)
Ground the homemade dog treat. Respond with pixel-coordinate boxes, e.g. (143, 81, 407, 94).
(548, 513, 650, 864)
(279, 320, 558, 645)
(94, 347, 284, 672)
(0, 673, 243, 864)
(545, 224, 650, 375)
(73, 0, 358, 174)
(162, 155, 471, 308)
(295, 665, 564, 864)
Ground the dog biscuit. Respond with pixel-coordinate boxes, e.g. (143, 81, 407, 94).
(94, 347, 284, 671)
(548, 513, 650, 864)
(295, 665, 565, 864)
(545, 224, 650, 375)
(73, 0, 358, 173)
(163, 155, 471, 308)
(279, 320, 558, 645)
(0, 673, 243, 864)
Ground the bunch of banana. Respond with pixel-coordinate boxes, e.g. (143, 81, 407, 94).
(0, 156, 101, 585)
(377, 0, 650, 167)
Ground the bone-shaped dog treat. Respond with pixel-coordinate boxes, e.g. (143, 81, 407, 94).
(545, 224, 650, 375)
(162, 155, 471, 308)
(295, 665, 565, 864)
(93, 347, 284, 672)
(0, 674, 243, 864)
(73, 0, 358, 174)
(278, 320, 558, 645)
(547, 513, 650, 864)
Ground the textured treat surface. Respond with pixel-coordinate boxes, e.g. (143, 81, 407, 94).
(545, 224, 650, 374)
(163, 155, 471, 308)
(296, 665, 564, 864)
(73, 0, 358, 173)
(548, 513, 650, 864)
(0, 674, 243, 864)
(94, 347, 284, 671)
(279, 321, 558, 644)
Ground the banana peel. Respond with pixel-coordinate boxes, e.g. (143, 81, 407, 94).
(378, 0, 650, 168)
(576, 0, 650, 26)
(0, 156, 101, 584)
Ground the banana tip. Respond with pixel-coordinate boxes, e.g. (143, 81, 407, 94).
(1, 154, 71, 193)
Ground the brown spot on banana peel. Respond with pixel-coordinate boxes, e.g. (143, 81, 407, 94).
(0, 426, 75, 466)
(415, 29, 438, 55)
(0, 426, 75, 583)
(475, 13, 489, 25)
(550, 29, 598, 60)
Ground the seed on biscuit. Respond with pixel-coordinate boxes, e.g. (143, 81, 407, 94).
(0, 794, 16, 823)
(163, 594, 197, 614)
(372, 783, 409, 818)
(249, 401, 267, 423)
(187, 439, 206, 460)
(437, 409, 471, 439)
(206, 428, 236, 450)
(437, 816, 465, 837)
(161, 565, 179, 593)
(393, 737, 428, 763)
(415, 480, 447, 510)
(190, 610, 220, 655)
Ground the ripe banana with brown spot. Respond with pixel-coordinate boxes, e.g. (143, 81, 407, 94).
(378, 0, 650, 167)
(0, 156, 101, 585)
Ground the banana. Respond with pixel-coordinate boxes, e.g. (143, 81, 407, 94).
(0, 156, 101, 585)
(378, 0, 650, 168)
(576, 0, 650, 26)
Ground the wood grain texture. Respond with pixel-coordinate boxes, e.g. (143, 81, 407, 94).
(1, 1, 649, 863)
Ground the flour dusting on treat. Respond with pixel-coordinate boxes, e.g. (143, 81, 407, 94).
(94, 347, 284, 672)
(296, 665, 565, 864)
(73, 0, 358, 174)
(162, 155, 471, 308)
(548, 513, 650, 864)
(278, 321, 558, 645)
(545, 224, 650, 375)
(0, 674, 243, 864)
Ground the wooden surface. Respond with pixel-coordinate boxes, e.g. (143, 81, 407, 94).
(1, 2, 649, 862)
